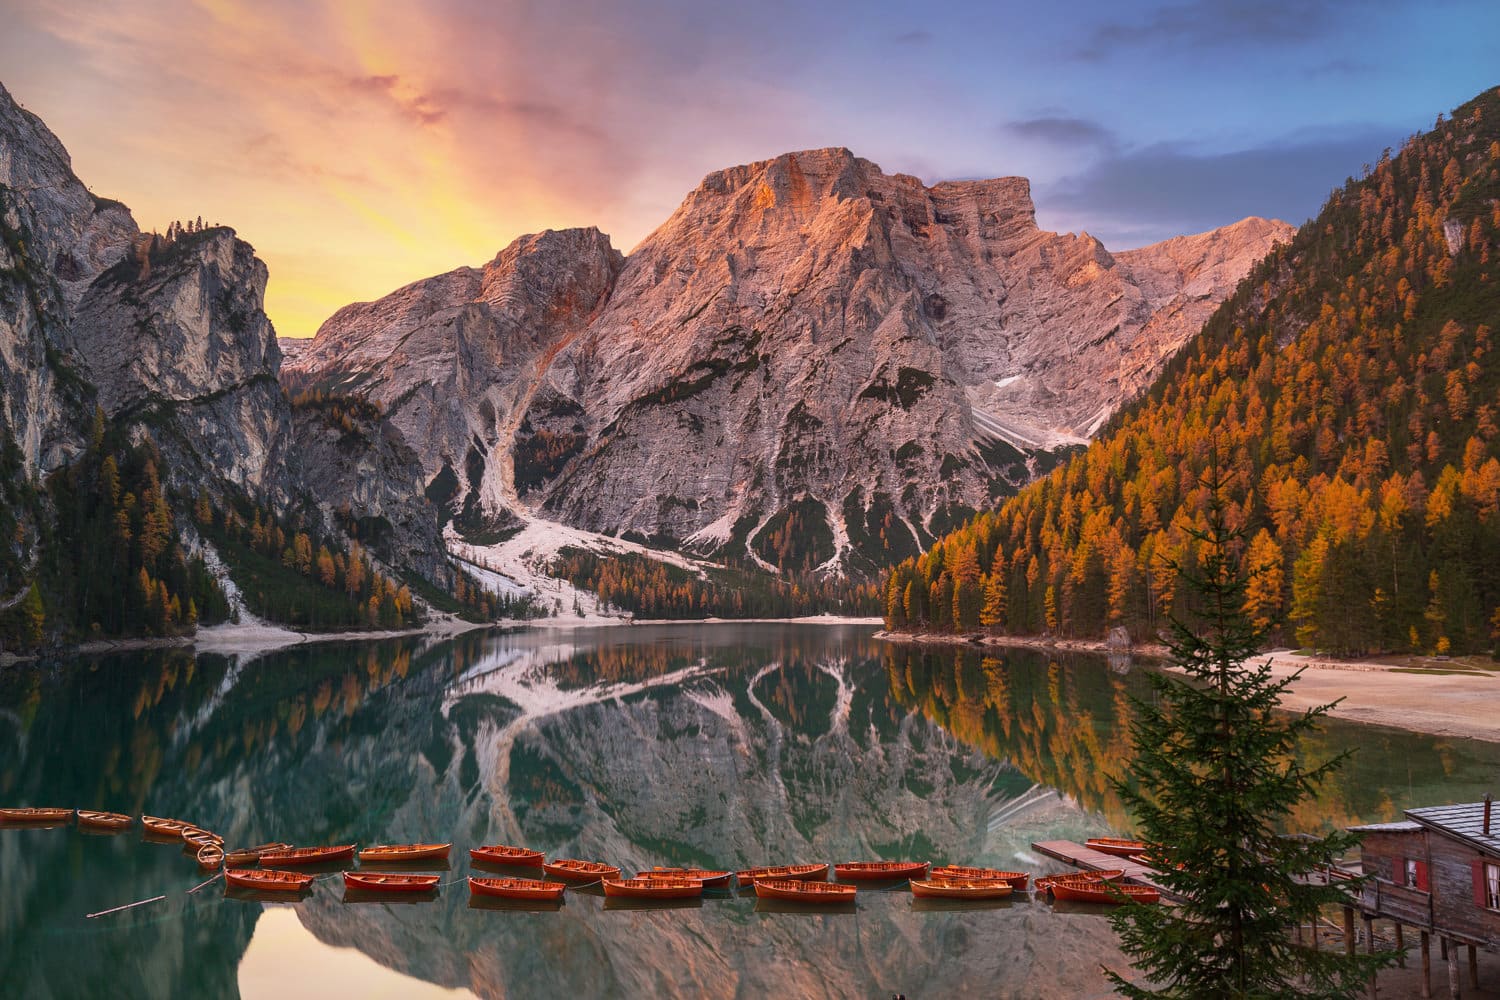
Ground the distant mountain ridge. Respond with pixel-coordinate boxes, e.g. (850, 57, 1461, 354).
(284, 146, 1290, 576)
(886, 86, 1500, 657)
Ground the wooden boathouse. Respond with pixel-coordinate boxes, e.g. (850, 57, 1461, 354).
(1351, 796, 1499, 998)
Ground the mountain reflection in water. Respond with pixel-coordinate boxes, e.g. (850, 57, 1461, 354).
(3, 624, 1498, 999)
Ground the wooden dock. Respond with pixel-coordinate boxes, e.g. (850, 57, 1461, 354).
(1031, 840, 1179, 900)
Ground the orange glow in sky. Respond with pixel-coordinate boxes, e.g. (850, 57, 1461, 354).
(4, 0, 1492, 337)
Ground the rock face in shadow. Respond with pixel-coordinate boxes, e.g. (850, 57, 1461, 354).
(0, 83, 451, 591)
(285, 147, 1291, 572)
(0, 81, 137, 470)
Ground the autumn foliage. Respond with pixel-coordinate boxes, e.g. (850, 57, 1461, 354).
(886, 88, 1500, 656)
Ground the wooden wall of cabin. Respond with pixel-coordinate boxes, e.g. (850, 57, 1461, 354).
(1426, 831, 1500, 947)
(1359, 829, 1428, 885)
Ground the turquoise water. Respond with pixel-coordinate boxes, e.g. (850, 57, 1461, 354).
(2, 624, 1496, 999)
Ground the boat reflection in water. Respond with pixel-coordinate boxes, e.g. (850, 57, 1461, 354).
(3, 624, 1499, 998)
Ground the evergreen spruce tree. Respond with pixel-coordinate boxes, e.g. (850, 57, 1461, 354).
(1106, 466, 1392, 999)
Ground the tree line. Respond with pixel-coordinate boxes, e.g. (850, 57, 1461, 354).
(552, 547, 880, 619)
(1, 411, 230, 650)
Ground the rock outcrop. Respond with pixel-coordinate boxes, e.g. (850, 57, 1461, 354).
(0, 81, 136, 469)
(287, 147, 1292, 574)
(67, 228, 291, 495)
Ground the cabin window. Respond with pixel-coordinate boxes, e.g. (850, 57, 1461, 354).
(1488, 863, 1500, 911)
(1404, 859, 1419, 887)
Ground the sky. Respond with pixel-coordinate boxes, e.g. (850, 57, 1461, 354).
(2, 1, 1497, 337)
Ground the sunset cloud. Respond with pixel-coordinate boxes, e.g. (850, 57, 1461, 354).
(1, 0, 1493, 335)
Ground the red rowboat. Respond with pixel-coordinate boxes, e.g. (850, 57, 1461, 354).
(357, 843, 451, 864)
(753, 879, 856, 904)
(1049, 879, 1160, 905)
(469, 876, 567, 901)
(910, 878, 1013, 900)
(1035, 869, 1124, 892)
(184, 831, 224, 851)
(141, 815, 192, 837)
(226, 868, 314, 892)
(735, 863, 829, 890)
(471, 845, 549, 869)
(258, 844, 356, 866)
(0, 807, 73, 823)
(197, 843, 225, 871)
(77, 810, 132, 830)
(931, 866, 1030, 890)
(343, 872, 440, 893)
(1085, 837, 1149, 857)
(543, 859, 621, 882)
(470, 844, 544, 867)
(834, 861, 929, 881)
(224, 843, 292, 866)
(642, 868, 734, 889)
(602, 877, 704, 900)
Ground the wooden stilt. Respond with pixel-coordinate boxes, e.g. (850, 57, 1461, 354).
(1344, 907, 1357, 957)
(1422, 931, 1433, 999)
(1395, 924, 1406, 969)
(1313, 908, 1321, 951)
(1468, 944, 1478, 990)
(1446, 938, 1461, 1000)
(1364, 916, 1377, 1000)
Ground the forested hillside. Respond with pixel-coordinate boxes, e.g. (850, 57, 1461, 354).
(886, 87, 1500, 656)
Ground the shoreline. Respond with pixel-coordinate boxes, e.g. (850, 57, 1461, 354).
(2, 613, 886, 667)
(876, 630, 1500, 745)
(1, 616, 496, 666)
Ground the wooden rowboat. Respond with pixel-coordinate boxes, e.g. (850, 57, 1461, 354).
(753, 879, 856, 904)
(470, 844, 544, 867)
(224, 842, 292, 866)
(469, 876, 567, 901)
(1034, 869, 1124, 892)
(642, 867, 734, 889)
(77, 810, 133, 830)
(258, 844, 356, 866)
(834, 861, 929, 881)
(225, 868, 314, 892)
(1049, 880, 1160, 905)
(197, 843, 225, 871)
(602, 877, 704, 900)
(542, 859, 621, 882)
(343, 872, 440, 893)
(141, 815, 192, 837)
(0, 807, 73, 823)
(931, 866, 1030, 890)
(357, 843, 451, 864)
(184, 831, 224, 851)
(910, 878, 1014, 900)
(1085, 837, 1149, 857)
(735, 863, 829, 889)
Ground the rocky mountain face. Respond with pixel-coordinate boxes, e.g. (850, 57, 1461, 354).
(0, 82, 450, 612)
(0, 82, 137, 470)
(286, 147, 1291, 575)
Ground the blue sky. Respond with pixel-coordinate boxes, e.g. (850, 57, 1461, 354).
(2, 0, 1496, 333)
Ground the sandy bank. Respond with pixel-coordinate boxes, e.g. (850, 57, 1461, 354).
(877, 630, 1500, 745)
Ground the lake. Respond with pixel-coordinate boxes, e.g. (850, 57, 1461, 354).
(3, 624, 1497, 999)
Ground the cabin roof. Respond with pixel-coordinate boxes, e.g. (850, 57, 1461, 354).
(1406, 802, 1500, 854)
(1349, 820, 1423, 833)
